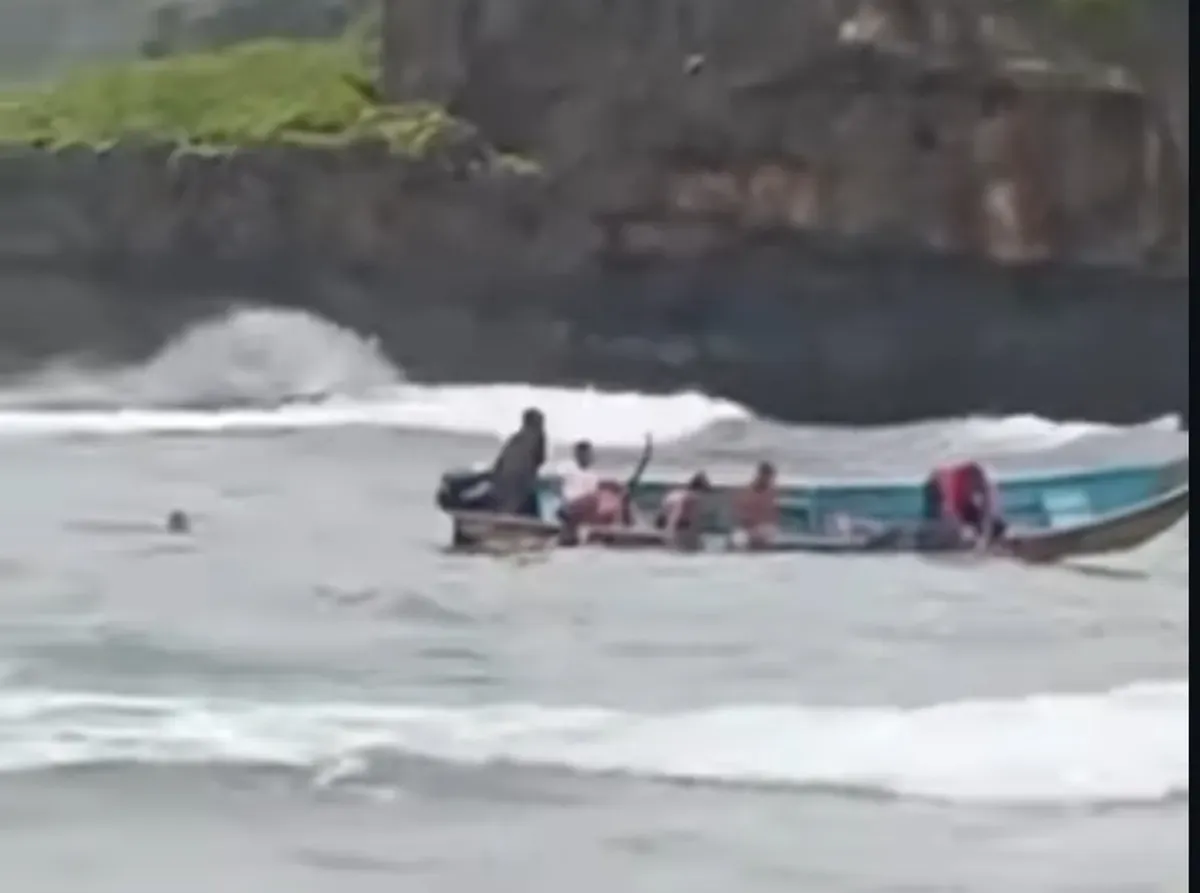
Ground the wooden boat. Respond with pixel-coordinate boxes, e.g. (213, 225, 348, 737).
(533, 455, 1189, 534)
(446, 482, 1189, 563)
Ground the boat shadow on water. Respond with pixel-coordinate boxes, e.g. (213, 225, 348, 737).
(1054, 564, 1157, 582)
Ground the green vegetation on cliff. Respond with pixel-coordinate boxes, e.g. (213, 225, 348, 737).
(0, 37, 464, 156)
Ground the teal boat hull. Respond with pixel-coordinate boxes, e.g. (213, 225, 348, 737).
(447, 483, 1189, 561)
(534, 456, 1188, 533)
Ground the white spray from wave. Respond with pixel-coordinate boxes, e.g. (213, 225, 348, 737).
(1, 307, 401, 409)
(0, 681, 1187, 805)
(0, 307, 1183, 451)
(0, 307, 748, 445)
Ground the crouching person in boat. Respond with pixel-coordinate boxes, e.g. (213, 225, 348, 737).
(436, 407, 549, 547)
(733, 461, 781, 549)
(922, 460, 1007, 547)
(490, 407, 548, 518)
(655, 472, 715, 550)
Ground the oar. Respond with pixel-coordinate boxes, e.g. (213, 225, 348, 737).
(626, 433, 655, 491)
(621, 434, 654, 524)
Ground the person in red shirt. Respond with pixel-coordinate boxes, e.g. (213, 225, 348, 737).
(922, 461, 1007, 544)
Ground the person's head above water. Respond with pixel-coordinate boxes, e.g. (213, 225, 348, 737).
(166, 509, 190, 534)
(521, 407, 545, 431)
(687, 471, 713, 492)
(572, 440, 595, 468)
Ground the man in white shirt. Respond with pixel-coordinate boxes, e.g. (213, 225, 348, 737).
(557, 436, 657, 535)
(558, 439, 631, 530)
(559, 440, 602, 511)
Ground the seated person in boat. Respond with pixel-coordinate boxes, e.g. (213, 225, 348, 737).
(922, 460, 1007, 543)
(733, 461, 780, 546)
(556, 440, 631, 527)
(558, 440, 601, 519)
(489, 407, 547, 518)
(655, 472, 715, 547)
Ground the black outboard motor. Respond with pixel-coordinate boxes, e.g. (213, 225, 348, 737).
(437, 468, 497, 548)
(436, 468, 495, 513)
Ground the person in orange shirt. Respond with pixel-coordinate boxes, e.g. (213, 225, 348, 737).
(733, 461, 780, 547)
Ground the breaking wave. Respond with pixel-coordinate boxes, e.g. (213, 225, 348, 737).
(0, 307, 1185, 469)
(0, 681, 1186, 806)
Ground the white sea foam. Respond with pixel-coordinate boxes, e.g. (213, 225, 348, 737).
(0, 681, 1187, 805)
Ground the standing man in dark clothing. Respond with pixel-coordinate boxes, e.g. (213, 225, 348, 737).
(490, 408, 548, 518)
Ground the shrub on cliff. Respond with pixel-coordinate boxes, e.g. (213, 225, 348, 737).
(0, 37, 466, 157)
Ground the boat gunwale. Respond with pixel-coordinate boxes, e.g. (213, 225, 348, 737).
(447, 481, 1189, 559)
(1008, 481, 1190, 541)
(537, 456, 1188, 492)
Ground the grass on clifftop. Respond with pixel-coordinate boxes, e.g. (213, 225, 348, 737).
(0, 38, 465, 156)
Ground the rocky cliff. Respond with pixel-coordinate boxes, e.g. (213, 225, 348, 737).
(0, 140, 1187, 425)
(0, 0, 1189, 425)
(383, 0, 1187, 267)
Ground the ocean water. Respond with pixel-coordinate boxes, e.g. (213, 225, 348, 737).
(0, 307, 1188, 893)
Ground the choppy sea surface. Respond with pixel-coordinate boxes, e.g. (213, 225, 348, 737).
(0, 308, 1188, 893)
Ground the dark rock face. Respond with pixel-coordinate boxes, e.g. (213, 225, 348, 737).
(0, 0, 1189, 424)
(382, 0, 1188, 268)
(0, 144, 1187, 425)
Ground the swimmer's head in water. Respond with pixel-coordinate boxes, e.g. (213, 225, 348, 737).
(687, 471, 713, 492)
(166, 510, 190, 534)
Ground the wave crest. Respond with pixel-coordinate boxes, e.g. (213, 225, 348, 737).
(0, 681, 1187, 805)
(0, 308, 1185, 467)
